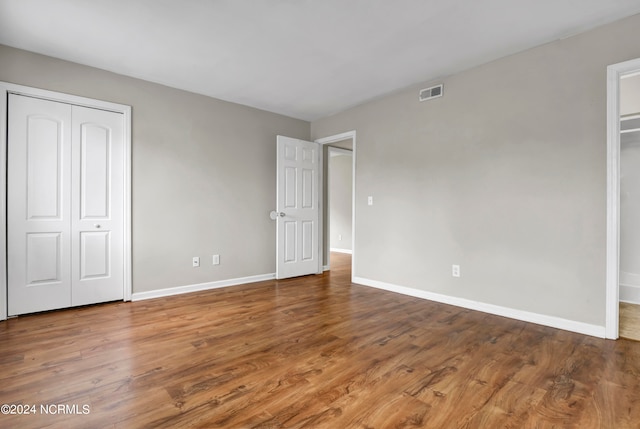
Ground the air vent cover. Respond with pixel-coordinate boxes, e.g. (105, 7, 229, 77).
(419, 84, 443, 102)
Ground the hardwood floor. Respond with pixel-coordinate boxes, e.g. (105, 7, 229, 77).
(620, 301, 640, 341)
(1, 252, 640, 428)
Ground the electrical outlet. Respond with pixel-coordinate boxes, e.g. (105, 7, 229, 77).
(193, 257, 200, 267)
(368, 196, 373, 206)
(338, 234, 342, 241)
(452, 264, 460, 277)
(212, 254, 220, 265)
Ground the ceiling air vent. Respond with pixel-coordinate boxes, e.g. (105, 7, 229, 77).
(419, 84, 443, 102)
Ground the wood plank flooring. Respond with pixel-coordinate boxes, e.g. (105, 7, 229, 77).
(620, 301, 640, 341)
(1, 252, 640, 428)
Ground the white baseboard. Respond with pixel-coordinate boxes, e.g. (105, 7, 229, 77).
(352, 276, 606, 338)
(131, 272, 606, 338)
(322, 265, 330, 272)
(330, 248, 353, 254)
(132, 273, 276, 301)
(620, 283, 640, 304)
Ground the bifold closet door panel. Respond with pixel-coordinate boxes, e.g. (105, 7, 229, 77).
(7, 95, 73, 316)
(71, 105, 124, 306)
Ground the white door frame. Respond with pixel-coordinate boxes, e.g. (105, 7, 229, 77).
(0, 82, 132, 320)
(315, 130, 356, 281)
(605, 57, 640, 339)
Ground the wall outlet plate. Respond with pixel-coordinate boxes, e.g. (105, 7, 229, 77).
(452, 264, 460, 277)
(193, 257, 200, 267)
(212, 254, 220, 265)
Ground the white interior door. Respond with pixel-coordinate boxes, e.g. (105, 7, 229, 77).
(7, 94, 124, 315)
(276, 135, 320, 279)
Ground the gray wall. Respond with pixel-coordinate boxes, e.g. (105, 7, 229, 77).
(621, 74, 640, 116)
(329, 151, 353, 251)
(0, 44, 310, 294)
(311, 13, 640, 327)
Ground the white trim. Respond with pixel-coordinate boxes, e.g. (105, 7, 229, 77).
(354, 277, 606, 338)
(606, 57, 640, 339)
(620, 284, 640, 304)
(0, 82, 133, 320)
(132, 273, 276, 301)
(123, 104, 132, 302)
(315, 131, 357, 145)
(315, 131, 356, 282)
(2, 85, 128, 113)
(621, 128, 640, 134)
(322, 265, 330, 272)
(330, 248, 353, 254)
(0, 88, 7, 321)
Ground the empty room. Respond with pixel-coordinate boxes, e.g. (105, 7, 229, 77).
(2, 1, 640, 427)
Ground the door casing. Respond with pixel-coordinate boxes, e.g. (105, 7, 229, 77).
(0, 82, 132, 320)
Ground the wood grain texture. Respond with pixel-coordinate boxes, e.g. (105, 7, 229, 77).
(1, 252, 639, 428)
(620, 302, 640, 341)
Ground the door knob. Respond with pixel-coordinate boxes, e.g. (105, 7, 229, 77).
(269, 211, 286, 220)
(95, 224, 101, 229)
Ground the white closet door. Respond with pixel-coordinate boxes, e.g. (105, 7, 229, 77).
(7, 95, 125, 315)
(71, 105, 124, 306)
(8, 95, 73, 315)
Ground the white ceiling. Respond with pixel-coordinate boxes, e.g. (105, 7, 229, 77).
(2, 0, 640, 121)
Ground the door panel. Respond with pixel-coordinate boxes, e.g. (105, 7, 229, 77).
(80, 123, 110, 219)
(27, 116, 64, 219)
(276, 136, 319, 279)
(8, 95, 72, 315)
(72, 105, 124, 306)
(285, 167, 296, 208)
(284, 221, 296, 263)
(26, 233, 62, 284)
(302, 168, 313, 208)
(80, 231, 110, 279)
(302, 221, 313, 260)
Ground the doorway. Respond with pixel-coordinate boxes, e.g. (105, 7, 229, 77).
(618, 72, 640, 340)
(316, 131, 356, 281)
(328, 146, 353, 273)
(0, 83, 132, 320)
(606, 58, 640, 339)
